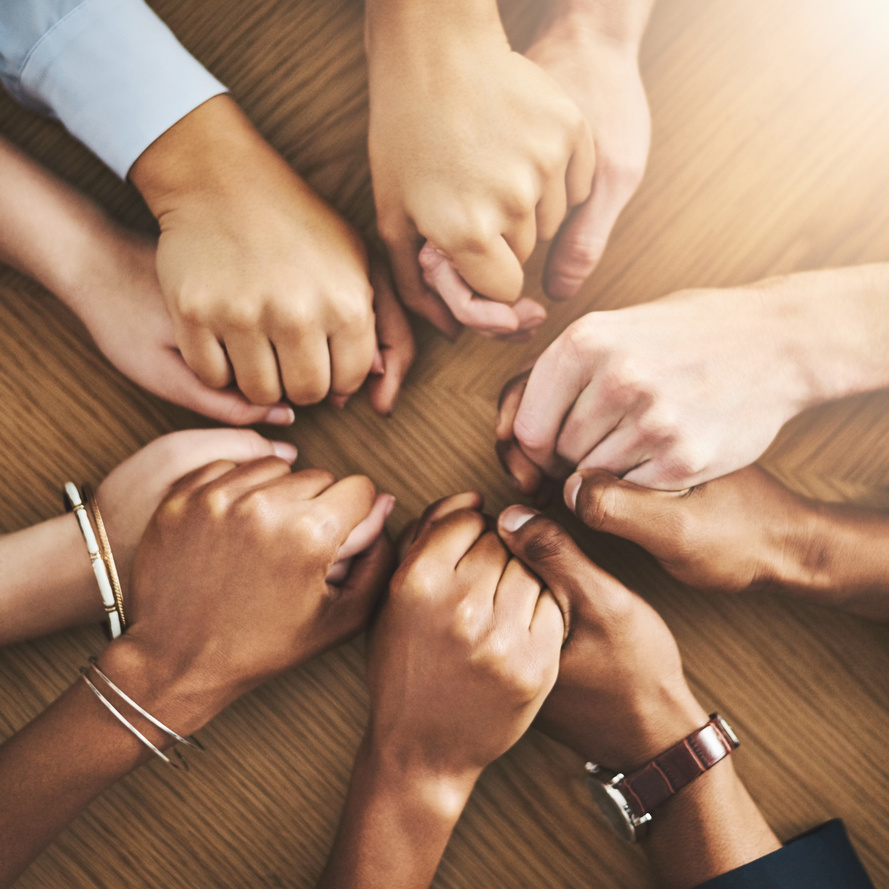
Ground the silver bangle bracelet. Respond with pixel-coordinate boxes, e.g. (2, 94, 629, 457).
(81, 667, 185, 769)
(87, 658, 201, 750)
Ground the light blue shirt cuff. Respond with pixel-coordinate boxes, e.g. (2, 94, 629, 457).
(15, 0, 227, 178)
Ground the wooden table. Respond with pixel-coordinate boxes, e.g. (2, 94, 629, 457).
(2, 0, 889, 886)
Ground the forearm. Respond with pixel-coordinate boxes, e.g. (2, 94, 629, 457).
(0, 138, 112, 303)
(0, 649, 184, 887)
(644, 761, 781, 889)
(790, 501, 889, 620)
(536, 0, 655, 50)
(318, 738, 474, 889)
(0, 516, 103, 646)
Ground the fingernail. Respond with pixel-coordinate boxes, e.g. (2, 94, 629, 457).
(564, 473, 582, 511)
(271, 441, 298, 463)
(383, 494, 396, 519)
(499, 505, 539, 533)
(329, 394, 349, 410)
(265, 405, 295, 425)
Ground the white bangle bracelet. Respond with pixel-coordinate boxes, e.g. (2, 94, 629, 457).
(64, 482, 122, 639)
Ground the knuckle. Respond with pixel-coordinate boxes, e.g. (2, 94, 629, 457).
(518, 520, 564, 564)
(576, 478, 618, 530)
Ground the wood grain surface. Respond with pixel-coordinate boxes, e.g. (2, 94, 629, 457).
(2, 0, 889, 886)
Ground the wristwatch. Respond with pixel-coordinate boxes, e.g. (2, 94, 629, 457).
(585, 713, 740, 842)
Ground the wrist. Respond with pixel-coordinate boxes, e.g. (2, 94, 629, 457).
(359, 733, 480, 823)
(644, 758, 781, 888)
(365, 0, 505, 70)
(595, 690, 710, 773)
(129, 95, 267, 218)
(96, 636, 221, 740)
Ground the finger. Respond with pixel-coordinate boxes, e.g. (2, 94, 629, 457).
(223, 330, 284, 405)
(367, 258, 416, 416)
(196, 453, 294, 502)
(621, 459, 697, 492)
(497, 506, 621, 632)
(175, 322, 233, 389)
(512, 332, 597, 475)
(333, 536, 394, 634)
(574, 423, 648, 478)
(312, 474, 380, 549)
(419, 244, 520, 334)
(545, 168, 634, 301)
(385, 230, 462, 339)
(496, 438, 546, 498)
(153, 351, 296, 426)
(496, 370, 531, 441)
(140, 428, 297, 486)
(450, 235, 525, 305)
(412, 492, 484, 542)
(278, 332, 332, 406)
(409, 508, 489, 573)
(502, 216, 538, 265)
(531, 587, 567, 650)
(337, 493, 396, 562)
(564, 469, 686, 555)
(493, 557, 545, 629)
(565, 119, 596, 209)
(164, 459, 241, 502)
(511, 298, 548, 332)
(329, 309, 377, 399)
(535, 184, 569, 244)
(398, 492, 484, 561)
(456, 531, 509, 592)
(556, 387, 631, 469)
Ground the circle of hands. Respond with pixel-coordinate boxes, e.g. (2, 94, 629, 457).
(5, 2, 887, 887)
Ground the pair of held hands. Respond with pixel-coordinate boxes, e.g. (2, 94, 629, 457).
(79, 428, 700, 780)
(121, 1, 650, 413)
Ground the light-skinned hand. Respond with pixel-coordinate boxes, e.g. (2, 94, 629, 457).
(130, 95, 376, 408)
(366, 1, 593, 336)
(506, 286, 817, 490)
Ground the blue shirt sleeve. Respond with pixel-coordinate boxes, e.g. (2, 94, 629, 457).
(0, 0, 227, 178)
(694, 820, 876, 889)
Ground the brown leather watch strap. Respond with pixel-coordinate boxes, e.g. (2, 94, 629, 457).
(619, 714, 739, 818)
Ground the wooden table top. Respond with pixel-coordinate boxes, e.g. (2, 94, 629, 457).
(2, 0, 889, 886)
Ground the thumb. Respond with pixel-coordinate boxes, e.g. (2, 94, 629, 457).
(564, 469, 684, 556)
(543, 181, 626, 301)
(335, 535, 395, 637)
(497, 506, 615, 635)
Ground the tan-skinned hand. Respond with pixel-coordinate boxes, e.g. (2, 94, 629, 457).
(366, 2, 594, 337)
(367, 493, 564, 788)
(564, 465, 825, 595)
(497, 506, 706, 770)
(102, 460, 393, 734)
(130, 96, 377, 408)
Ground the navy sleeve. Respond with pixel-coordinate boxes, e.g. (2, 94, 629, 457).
(694, 821, 875, 889)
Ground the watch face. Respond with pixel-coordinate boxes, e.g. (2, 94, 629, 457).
(585, 774, 638, 842)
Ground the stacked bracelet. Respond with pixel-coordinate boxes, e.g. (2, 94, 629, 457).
(81, 658, 202, 770)
(83, 484, 126, 632)
(63, 482, 126, 638)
